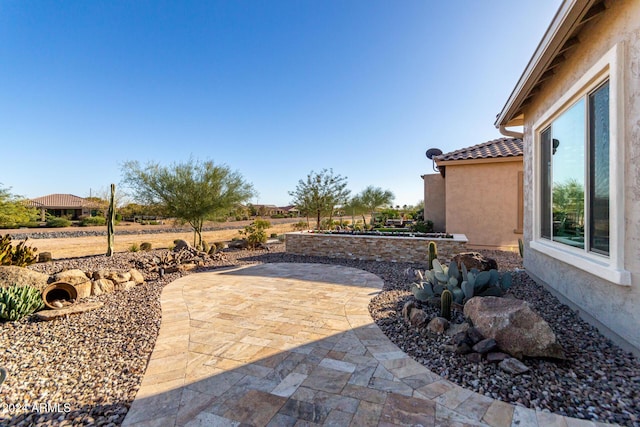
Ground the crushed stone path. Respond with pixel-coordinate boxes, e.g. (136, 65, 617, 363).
(123, 262, 608, 427)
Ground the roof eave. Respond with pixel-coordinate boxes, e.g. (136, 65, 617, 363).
(495, 0, 597, 128)
(435, 156, 523, 167)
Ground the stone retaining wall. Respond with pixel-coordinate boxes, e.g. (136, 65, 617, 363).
(285, 232, 468, 264)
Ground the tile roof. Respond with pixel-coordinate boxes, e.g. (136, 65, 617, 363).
(28, 194, 90, 208)
(436, 137, 523, 162)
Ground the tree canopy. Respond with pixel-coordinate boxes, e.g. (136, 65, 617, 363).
(356, 186, 395, 225)
(121, 159, 254, 248)
(289, 169, 350, 229)
(0, 185, 36, 229)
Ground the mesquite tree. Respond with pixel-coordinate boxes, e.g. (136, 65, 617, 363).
(355, 186, 395, 226)
(289, 169, 350, 229)
(121, 159, 254, 249)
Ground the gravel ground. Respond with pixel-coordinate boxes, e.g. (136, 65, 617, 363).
(1, 245, 639, 426)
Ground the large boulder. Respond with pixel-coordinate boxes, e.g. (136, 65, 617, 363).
(464, 296, 565, 360)
(91, 279, 115, 296)
(0, 266, 50, 291)
(52, 269, 91, 286)
(452, 252, 498, 272)
(128, 269, 145, 285)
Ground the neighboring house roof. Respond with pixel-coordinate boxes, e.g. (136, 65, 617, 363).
(435, 138, 523, 163)
(28, 194, 90, 208)
(495, 0, 604, 128)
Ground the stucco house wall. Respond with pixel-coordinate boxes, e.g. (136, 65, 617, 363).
(445, 159, 523, 251)
(518, 0, 640, 352)
(421, 173, 446, 232)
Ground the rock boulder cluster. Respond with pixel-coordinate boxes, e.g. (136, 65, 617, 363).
(0, 265, 146, 314)
(51, 268, 146, 298)
(403, 295, 565, 375)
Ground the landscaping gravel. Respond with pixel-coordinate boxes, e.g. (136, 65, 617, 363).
(1, 244, 639, 426)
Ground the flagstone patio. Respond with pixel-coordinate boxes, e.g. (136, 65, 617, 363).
(122, 263, 607, 427)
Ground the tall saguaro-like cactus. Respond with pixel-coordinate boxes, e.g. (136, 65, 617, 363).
(106, 183, 116, 257)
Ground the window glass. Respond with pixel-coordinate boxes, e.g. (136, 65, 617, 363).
(551, 99, 585, 249)
(540, 127, 552, 239)
(538, 80, 610, 257)
(589, 81, 610, 255)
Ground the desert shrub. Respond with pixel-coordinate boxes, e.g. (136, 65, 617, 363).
(46, 217, 71, 228)
(80, 216, 106, 226)
(270, 214, 285, 219)
(17, 222, 40, 228)
(292, 221, 308, 231)
(0, 285, 44, 321)
(214, 242, 226, 251)
(239, 219, 271, 248)
(140, 242, 152, 251)
(270, 233, 278, 238)
(129, 243, 139, 252)
(411, 219, 434, 233)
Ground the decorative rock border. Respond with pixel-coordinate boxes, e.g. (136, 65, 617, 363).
(284, 231, 468, 263)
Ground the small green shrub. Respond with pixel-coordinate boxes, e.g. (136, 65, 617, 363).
(80, 216, 106, 226)
(46, 217, 72, 228)
(129, 243, 140, 252)
(270, 233, 278, 238)
(214, 242, 226, 251)
(270, 214, 285, 219)
(0, 285, 44, 321)
(140, 242, 152, 251)
(411, 219, 434, 233)
(292, 221, 308, 231)
(239, 219, 271, 249)
(17, 222, 40, 228)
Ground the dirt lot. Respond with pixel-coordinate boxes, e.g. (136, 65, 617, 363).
(9, 219, 301, 259)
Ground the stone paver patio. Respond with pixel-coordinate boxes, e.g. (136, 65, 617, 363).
(122, 263, 608, 427)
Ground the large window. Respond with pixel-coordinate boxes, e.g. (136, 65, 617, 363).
(532, 44, 628, 285)
(539, 81, 609, 255)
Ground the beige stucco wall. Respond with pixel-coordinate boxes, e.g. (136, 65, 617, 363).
(443, 159, 523, 251)
(521, 0, 640, 352)
(422, 173, 446, 232)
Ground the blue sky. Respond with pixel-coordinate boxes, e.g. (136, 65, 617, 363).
(1, 1, 561, 207)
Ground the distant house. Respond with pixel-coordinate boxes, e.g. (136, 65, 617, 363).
(279, 205, 300, 217)
(252, 204, 300, 217)
(28, 194, 94, 221)
(422, 137, 523, 251)
(495, 0, 640, 353)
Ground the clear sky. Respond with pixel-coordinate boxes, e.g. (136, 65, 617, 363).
(1, 0, 561, 207)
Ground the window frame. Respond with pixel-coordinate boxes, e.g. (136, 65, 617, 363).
(531, 44, 629, 286)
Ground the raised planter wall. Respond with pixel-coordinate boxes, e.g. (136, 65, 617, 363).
(285, 232, 468, 264)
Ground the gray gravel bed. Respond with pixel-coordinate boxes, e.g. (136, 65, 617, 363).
(1, 246, 638, 426)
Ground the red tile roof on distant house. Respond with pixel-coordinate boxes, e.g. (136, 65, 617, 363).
(436, 137, 523, 162)
(28, 194, 89, 208)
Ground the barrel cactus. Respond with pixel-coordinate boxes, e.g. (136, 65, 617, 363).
(440, 289, 453, 320)
(0, 285, 45, 321)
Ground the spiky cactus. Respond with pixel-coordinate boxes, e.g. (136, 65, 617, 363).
(428, 241, 437, 270)
(518, 238, 524, 258)
(0, 285, 45, 321)
(440, 289, 453, 320)
(106, 183, 116, 257)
